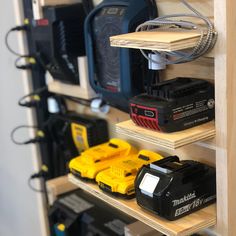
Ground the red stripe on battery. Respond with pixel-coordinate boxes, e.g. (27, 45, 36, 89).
(36, 19, 49, 26)
(141, 118, 149, 129)
(130, 104, 160, 131)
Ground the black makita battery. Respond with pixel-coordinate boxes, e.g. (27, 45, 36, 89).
(135, 156, 216, 220)
(130, 78, 215, 132)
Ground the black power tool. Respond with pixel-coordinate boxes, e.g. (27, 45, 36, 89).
(84, 0, 157, 111)
(33, 3, 86, 84)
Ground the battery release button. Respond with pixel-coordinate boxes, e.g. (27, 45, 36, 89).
(139, 173, 160, 197)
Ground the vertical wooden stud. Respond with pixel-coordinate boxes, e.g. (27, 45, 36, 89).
(214, 0, 236, 235)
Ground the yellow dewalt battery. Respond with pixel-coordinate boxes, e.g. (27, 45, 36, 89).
(69, 138, 137, 180)
(96, 150, 164, 198)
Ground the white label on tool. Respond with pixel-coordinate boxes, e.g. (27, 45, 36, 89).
(139, 173, 160, 198)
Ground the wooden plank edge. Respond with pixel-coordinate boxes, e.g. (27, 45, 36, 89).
(116, 121, 215, 141)
(68, 174, 176, 236)
(116, 127, 215, 150)
(118, 130, 215, 150)
(175, 132, 216, 146)
(110, 40, 198, 52)
(48, 81, 97, 100)
(180, 217, 216, 236)
(46, 175, 78, 205)
(116, 127, 214, 149)
(116, 128, 215, 150)
(68, 174, 216, 236)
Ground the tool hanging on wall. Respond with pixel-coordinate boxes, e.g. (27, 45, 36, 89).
(11, 110, 109, 177)
(32, 3, 87, 85)
(46, 112, 109, 176)
(84, 0, 158, 111)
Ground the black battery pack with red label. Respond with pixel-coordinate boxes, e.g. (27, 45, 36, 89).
(130, 78, 215, 133)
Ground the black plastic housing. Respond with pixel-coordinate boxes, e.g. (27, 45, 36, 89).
(135, 156, 216, 220)
(84, 0, 157, 111)
(130, 78, 215, 132)
(32, 3, 86, 84)
(47, 112, 109, 152)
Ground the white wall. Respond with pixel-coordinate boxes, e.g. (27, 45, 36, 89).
(0, 1, 47, 236)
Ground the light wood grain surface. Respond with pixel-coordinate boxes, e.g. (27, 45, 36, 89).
(68, 174, 216, 236)
(46, 176, 78, 205)
(214, 0, 236, 235)
(48, 80, 97, 100)
(110, 30, 202, 52)
(43, 0, 236, 235)
(40, 0, 80, 6)
(156, 0, 213, 19)
(116, 120, 215, 150)
(160, 57, 214, 82)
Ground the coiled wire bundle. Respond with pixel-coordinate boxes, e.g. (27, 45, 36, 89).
(136, 0, 217, 65)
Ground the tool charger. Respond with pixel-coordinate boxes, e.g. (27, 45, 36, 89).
(33, 3, 86, 84)
(47, 112, 109, 153)
(135, 156, 216, 220)
(130, 77, 215, 132)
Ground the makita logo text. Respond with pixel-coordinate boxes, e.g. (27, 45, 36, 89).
(172, 192, 196, 207)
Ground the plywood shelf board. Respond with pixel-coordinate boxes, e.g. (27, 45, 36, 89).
(46, 176, 78, 205)
(116, 128, 215, 149)
(48, 81, 97, 100)
(110, 31, 202, 52)
(68, 174, 216, 236)
(116, 120, 215, 150)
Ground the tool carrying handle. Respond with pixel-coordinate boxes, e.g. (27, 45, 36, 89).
(150, 156, 207, 182)
(150, 77, 211, 99)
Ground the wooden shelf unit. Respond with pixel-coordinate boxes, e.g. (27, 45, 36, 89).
(68, 174, 216, 236)
(38, 0, 236, 235)
(57, 1, 236, 235)
(116, 120, 215, 150)
(108, 1, 236, 235)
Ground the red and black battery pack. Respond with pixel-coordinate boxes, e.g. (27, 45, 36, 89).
(130, 78, 215, 133)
